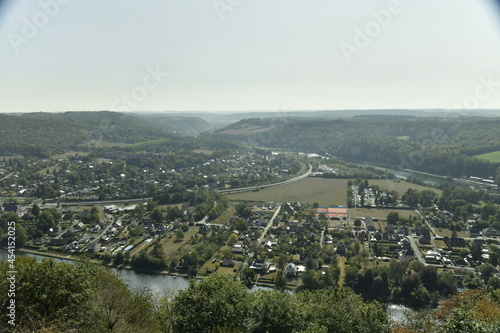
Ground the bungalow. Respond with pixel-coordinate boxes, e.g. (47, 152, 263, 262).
(220, 259, 235, 267)
(336, 241, 346, 256)
(3, 205, 19, 214)
(473, 238, 486, 245)
(87, 242, 101, 253)
(48, 226, 61, 234)
(50, 237, 69, 246)
(250, 259, 271, 274)
(33, 238, 44, 246)
(90, 225, 101, 233)
(285, 262, 298, 276)
(66, 241, 79, 252)
(482, 227, 500, 237)
(231, 244, 246, 256)
(398, 238, 412, 250)
(356, 230, 368, 241)
(419, 236, 431, 245)
(257, 218, 268, 227)
(449, 237, 467, 248)
(470, 227, 482, 237)
(74, 222, 85, 231)
(365, 216, 375, 231)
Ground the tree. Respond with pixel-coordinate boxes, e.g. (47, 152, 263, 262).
(387, 212, 400, 224)
(31, 203, 41, 216)
(478, 263, 496, 282)
(173, 273, 249, 333)
(227, 233, 238, 245)
(490, 251, 498, 267)
(354, 218, 362, 227)
(175, 229, 184, 241)
(275, 271, 287, 290)
(420, 266, 438, 292)
(37, 210, 56, 232)
(114, 251, 125, 265)
(150, 207, 164, 223)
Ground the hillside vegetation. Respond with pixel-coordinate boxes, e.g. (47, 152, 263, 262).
(207, 116, 500, 180)
(0, 112, 173, 157)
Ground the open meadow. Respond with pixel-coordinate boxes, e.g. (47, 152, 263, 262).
(350, 208, 416, 221)
(227, 177, 348, 206)
(474, 151, 500, 163)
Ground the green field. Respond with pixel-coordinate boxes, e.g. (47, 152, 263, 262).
(368, 179, 442, 196)
(474, 151, 500, 163)
(228, 177, 348, 206)
(351, 208, 416, 221)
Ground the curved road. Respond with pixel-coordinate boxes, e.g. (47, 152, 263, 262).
(219, 163, 312, 194)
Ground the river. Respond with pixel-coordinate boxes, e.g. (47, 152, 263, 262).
(0, 249, 190, 295)
(374, 166, 447, 186)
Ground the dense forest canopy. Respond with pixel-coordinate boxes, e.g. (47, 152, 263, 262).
(0, 112, 234, 158)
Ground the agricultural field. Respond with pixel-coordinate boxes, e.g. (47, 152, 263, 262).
(227, 177, 348, 206)
(350, 208, 416, 221)
(368, 179, 442, 196)
(474, 150, 500, 163)
(192, 149, 215, 155)
(82, 140, 129, 148)
(51, 151, 89, 159)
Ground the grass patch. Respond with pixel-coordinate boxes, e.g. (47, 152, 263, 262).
(338, 256, 347, 287)
(474, 151, 500, 163)
(350, 208, 416, 221)
(83, 140, 129, 148)
(437, 229, 469, 238)
(37, 166, 59, 175)
(159, 226, 200, 257)
(51, 151, 89, 159)
(227, 177, 348, 206)
(192, 149, 215, 155)
(210, 204, 236, 225)
(434, 240, 449, 249)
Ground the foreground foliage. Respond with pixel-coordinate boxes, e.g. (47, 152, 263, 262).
(1, 258, 499, 332)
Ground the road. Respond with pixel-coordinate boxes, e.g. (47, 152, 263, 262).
(408, 236, 426, 265)
(219, 163, 312, 194)
(59, 198, 152, 206)
(258, 205, 281, 244)
(320, 227, 326, 247)
(0, 172, 14, 182)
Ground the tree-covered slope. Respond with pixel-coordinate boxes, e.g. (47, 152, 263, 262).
(0, 111, 173, 157)
(207, 116, 500, 179)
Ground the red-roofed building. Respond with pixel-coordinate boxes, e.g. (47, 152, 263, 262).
(316, 206, 348, 219)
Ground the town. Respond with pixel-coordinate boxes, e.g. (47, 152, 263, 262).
(2, 148, 500, 309)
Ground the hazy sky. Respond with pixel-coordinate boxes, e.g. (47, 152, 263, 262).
(1, 0, 500, 112)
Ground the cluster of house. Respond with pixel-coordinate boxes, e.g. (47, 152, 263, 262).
(1, 152, 297, 201)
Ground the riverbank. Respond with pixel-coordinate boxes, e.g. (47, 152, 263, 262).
(3, 246, 289, 290)
(2, 246, 196, 279)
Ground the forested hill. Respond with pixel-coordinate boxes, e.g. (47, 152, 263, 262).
(207, 116, 500, 179)
(133, 113, 212, 134)
(0, 111, 174, 157)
